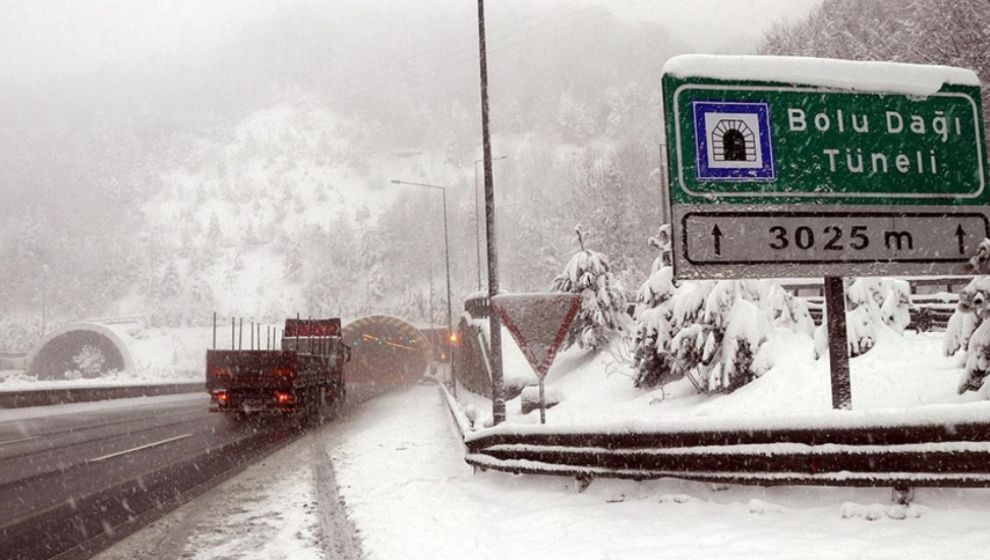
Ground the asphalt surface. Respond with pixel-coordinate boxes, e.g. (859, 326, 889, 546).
(0, 393, 302, 560)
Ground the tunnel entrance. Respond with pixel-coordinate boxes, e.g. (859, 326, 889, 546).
(711, 118, 757, 163)
(28, 329, 127, 380)
(721, 129, 747, 161)
(342, 316, 430, 389)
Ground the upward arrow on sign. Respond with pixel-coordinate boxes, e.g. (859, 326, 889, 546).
(491, 293, 582, 378)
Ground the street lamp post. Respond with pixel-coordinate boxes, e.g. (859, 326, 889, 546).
(473, 155, 506, 291)
(390, 179, 455, 392)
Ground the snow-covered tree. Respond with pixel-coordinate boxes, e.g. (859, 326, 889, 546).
(557, 91, 597, 140)
(69, 345, 106, 379)
(551, 226, 630, 351)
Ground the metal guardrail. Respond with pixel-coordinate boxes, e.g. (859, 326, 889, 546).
(439, 384, 471, 442)
(447, 395, 990, 488)
(804, 294, 958, 330)
(0, 382, 204, 408)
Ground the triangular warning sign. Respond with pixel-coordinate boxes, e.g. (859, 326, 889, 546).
(491, 293, 581, 378)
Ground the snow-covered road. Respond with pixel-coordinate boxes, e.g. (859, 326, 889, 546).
(100, 383, 990, 560)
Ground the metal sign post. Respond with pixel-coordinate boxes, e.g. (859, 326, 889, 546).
(661, 55, 989, 410)
(492, 293, 581, 424)
(824, 277, 851, 409)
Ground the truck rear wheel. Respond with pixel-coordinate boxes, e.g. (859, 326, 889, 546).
(304, 387, 326, 427)
(223, 410, 249, 428)
(329, 386, 345, 419)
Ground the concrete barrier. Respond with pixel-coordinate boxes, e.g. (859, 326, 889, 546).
(0, 382, 204, 408)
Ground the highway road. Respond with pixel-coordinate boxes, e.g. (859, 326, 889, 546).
(0, 393, 302, 560)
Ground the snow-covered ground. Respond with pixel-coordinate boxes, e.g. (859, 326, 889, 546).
(101, 382, 990, 560)
(339, 385, 990, 560)
(92, 319, 990, 560)
(459, 325, 987, 431)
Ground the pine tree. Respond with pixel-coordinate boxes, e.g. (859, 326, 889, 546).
(631, 235, 679, 388)
(283, 242, 303, 280)
(159, 264, 181, 300)
(551, 226, 630, 351)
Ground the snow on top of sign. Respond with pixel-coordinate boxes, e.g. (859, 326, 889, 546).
(663, 54, 980, 96)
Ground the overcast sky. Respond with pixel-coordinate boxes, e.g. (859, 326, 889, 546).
(0, 0, 820, 86)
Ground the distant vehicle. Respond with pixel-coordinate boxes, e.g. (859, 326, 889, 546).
(206, 318, 349, 424)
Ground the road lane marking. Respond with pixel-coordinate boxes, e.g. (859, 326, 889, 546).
(86, 433, 194, 463)
(0, 436, 40, 447)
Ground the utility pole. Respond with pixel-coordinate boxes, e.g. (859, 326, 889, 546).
(474, 156, 507, 292)
(473, 161, 483, 291)
(476, 0, 505, 424)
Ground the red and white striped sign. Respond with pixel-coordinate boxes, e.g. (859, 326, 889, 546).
(491, 293, 581, 378)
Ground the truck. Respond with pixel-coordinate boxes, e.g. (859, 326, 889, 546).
(206, 318, 349, 424)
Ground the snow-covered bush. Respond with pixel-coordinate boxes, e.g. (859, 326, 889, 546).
(679, 281, 772, 392)
(944, 308, 980, 358)
(948, 277, 990, 393)
(813, 278, 911, 359)
(765, 284, 815, 337)
(634, 274, 798, 393)
(847, 278, 912, 334)
(551, 227, 630, 351)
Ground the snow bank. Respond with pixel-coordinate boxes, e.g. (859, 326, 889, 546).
(463, 325, 978, 439)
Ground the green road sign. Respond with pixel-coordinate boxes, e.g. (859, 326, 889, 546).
(661, 55, 990, 279)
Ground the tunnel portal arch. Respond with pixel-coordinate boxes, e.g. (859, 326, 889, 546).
(26, 323, 134, 380)
(342, 315, 432, 388)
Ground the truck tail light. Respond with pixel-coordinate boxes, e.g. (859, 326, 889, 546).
(275, 391, 295, 405)
(213, 390, 229, 404)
